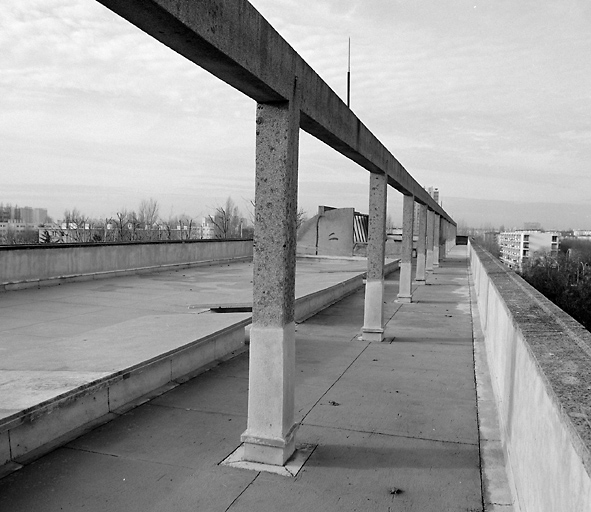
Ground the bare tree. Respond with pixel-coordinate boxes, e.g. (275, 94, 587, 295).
(296, 207, 308, 231)
(138, 198, 160, 240)
(208, 197, 243, 239)
(178, 214, 196, 240)
(63, 208, 92, 242)
(114, 210, 130, 241)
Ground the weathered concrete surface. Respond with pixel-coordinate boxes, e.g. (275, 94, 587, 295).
(0, 246, 505, 512)
(0, 240, 252, 290)
(397, 194, 414, 302)
(433, 214, 441, 267)
(297, 207, 356, 257)
(415, 203, 427, 284)
(471, 243, 591, 512)
(362, 172, 387, 341)
(244, 98, 300, 465)
(96, 0, 453, 222)
(426, 209, 435, 272)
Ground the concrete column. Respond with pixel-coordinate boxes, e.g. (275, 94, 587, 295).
(433, 214, 441, 267)
(415, 203, 427, 285)
(426, 209, 435, 272)
(241, 97, 300, 466)
(397, 194, 414, 302)
(362, 172, 387, 341)
(439, 220, 446, 259)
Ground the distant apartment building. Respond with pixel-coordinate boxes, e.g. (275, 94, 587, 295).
(573, 229, 591, 240)
(427, 186, 440, 205)
(499, 230, 559, 270)
(0, 205, 48, 225)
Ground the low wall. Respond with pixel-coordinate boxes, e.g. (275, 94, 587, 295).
(470, 242, 591, 512)
(294, 258, 399, 322)
(0, 240, 253, 291)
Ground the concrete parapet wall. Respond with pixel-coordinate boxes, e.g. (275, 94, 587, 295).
(470, 242, 591, 512)
(0, 318, 250, 477)
(0, 240, 253, 291)
(294, 258, 399, 322)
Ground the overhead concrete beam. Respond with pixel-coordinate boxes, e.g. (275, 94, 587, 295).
(96, 0, 454, 223)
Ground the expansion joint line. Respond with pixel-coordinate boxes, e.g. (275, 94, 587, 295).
(300, 342, 371, 425)
(304, 422, 478, 446)
(467, 267, 487, 512)
(224, 472, 260, 512)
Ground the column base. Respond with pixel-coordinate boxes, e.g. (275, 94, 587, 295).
(414, 280, 426, 286)
(361, 328, 384, 342)
(396, 295, 412, 303)
(241, 422, 299, 466)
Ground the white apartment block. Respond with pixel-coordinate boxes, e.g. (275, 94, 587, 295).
(499, 230, 559, 270)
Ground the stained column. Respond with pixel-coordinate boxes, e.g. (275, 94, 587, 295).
(426, 209, 435, 272)
(415, 203, 427, 285)
(433, 213, 441, 267)
(241, 96, 300, 466)
(362, 172, 387, 341)
(397, 194, 415, 302)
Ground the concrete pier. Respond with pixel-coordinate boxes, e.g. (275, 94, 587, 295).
(362, 173, 387, 341)
(415, 203, 427, 285)
(426, 209, 435, 272)
(433, 214, 441, 267)
(397, 194, 414, 302)
(242, 99, 300, 466)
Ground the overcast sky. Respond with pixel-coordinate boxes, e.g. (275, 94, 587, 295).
(1, 0, 590, 229)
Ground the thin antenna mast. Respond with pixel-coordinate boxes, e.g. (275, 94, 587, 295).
(347, 38, 351, 108)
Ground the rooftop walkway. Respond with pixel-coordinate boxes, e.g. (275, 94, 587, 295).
(0, 246, 506, 511)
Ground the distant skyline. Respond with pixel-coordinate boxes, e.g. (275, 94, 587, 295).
(1, 0, 590, 229)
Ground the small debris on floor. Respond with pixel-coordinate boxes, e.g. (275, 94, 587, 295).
(389, 487, 404, 495)
(328, 400, 340, 406)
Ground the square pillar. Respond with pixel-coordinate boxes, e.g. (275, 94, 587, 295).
(397, 194, 414, 302)
(439, 221, 449, 259)
(362, 172, 387, 341)
(426, 209, 435, 272)
(241, 97, 300, 466)
(415, 203, 427, 285)
(433, 214, 441, 267)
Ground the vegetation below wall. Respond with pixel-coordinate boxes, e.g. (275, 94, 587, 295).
(519, 239, 591, 332)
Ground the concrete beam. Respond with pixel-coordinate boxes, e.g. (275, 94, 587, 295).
(96, 0, 453, 223)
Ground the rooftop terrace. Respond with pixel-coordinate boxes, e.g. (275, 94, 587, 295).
(2, 0, 590, 509)
(0, 246, 507, 511)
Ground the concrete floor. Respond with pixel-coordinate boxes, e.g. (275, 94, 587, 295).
(0, 247, 510, 511)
